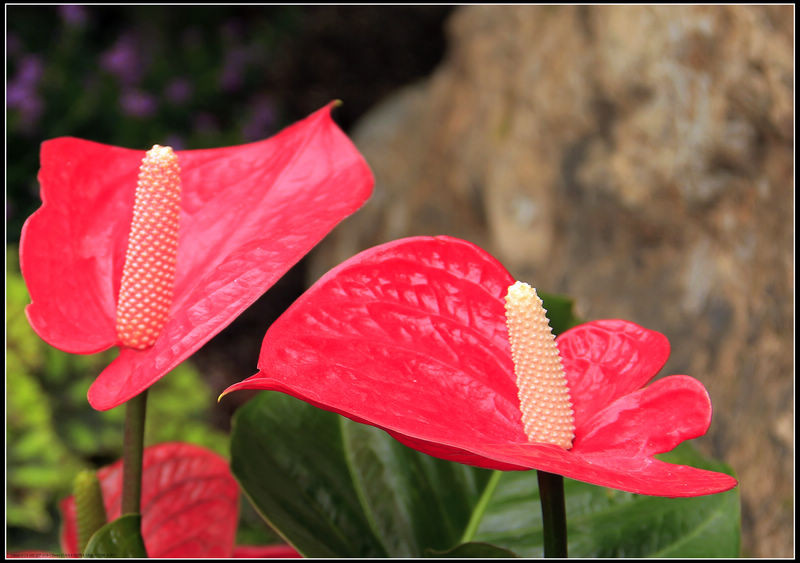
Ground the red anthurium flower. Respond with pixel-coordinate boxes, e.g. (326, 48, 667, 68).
(223, 236, 738, 497)
(20, 102, 373, 411)
(60, 442, 301, 558)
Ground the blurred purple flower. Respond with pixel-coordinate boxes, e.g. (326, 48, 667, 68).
(10, 54, 44, 92)
(243, 95, 277, 142)
(219, 47, 250, 92)
(11, 95, 44, 135)
(7, 83, 29, 107)
(101, 34, 143, 85)
(8, 54, 45, 132)
(120, 90, 157, 117)
(165, 78, 193, 104)
(59, 5, 88, 27)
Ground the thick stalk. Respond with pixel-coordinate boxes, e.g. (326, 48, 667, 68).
(537, 470, 567, 557)
(121, 389, 148, 515)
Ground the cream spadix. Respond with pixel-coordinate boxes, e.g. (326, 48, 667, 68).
(115, 145, 181, 350)
(504, 281, 575, 449)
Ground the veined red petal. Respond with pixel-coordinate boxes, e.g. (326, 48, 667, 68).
(557, 319, 670, 437)
(573, 374, 712, 456)
(224, 236, 738, 497)
(469, 441, 737, 497)
(60, 443, 238, 558)
(224, 236, 526, 448)
(20, 102, 374, 410)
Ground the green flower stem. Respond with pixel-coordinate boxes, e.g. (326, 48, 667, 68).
(121, 389, 148, 515)
(537, 470, 568, 557)
(460, 470, 503, 543)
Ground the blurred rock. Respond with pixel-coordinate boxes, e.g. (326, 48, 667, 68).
(309, 5, 793, 558)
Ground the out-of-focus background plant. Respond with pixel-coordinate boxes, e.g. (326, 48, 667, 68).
(8, 248, 232, 548)
(6, 5, 452, 554)
(7, 5, 452, 239)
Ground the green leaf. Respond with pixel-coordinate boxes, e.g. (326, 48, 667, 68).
(341, 419, 492, 556)
(539, 291, 582, 336)
(229, 392, 386, 558)
(83, 514, 147, 558)
(232, 390, 738, 558)
(425, 541, 519, 557)
(472, 442, 740, 557)
(7, 245, 229, 553)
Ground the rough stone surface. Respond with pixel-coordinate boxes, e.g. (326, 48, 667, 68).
(308, 5, 794, 557)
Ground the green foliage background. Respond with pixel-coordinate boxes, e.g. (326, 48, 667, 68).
(6, 249, 232, 552)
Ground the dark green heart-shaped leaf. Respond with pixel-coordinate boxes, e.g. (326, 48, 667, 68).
(83, 514, 147, 558)
(425, 541, 519, 557)
(539, 292, 582, 336)
(230, 392, 386, 558)
(471, 442, 740, 557)
(341, 419, 492, 556)
(232, 391, 738, 558)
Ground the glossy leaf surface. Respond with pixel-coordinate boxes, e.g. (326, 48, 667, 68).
(83, 514, 147, 558)
(20, 102, 373, 410)
(231, 391, 740, 558)
(425, 542, 519, 558)
(536, 291, 581, 336)
(232, 391, 492, 557)
(231, 390, 387, 557)
(225, 236, 737, 496)
(342, 416, 492, 556)
(61, 442, 239, 557)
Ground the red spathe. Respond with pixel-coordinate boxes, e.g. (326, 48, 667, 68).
(60, 443, 238, 557)
(21, 102, 373, 410)
(59, 442, 301, 558)
(224, 236, 738, 498)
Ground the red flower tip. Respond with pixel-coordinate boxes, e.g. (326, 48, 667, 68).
(115, 145, 181, 349)
(223, 236, 738, 497)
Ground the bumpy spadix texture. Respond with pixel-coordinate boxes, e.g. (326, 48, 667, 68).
(505, 281, 575, 449)
(115, 145, 181, 349)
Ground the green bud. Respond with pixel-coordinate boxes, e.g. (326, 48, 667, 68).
(73, 470, 108, 552)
